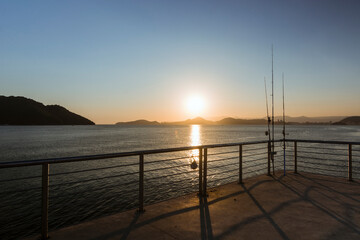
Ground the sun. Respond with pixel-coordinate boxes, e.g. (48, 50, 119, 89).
(185, 95, 206, 117)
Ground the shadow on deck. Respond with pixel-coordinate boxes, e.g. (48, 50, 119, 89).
(36, 172, 360, 240)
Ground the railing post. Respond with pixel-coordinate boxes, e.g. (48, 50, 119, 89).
(267, 141, 271, 176)
(203, 148, 208, 196)
(348, 144, 352, 181)
(294, 141, 297, 174)
(139, 154, 145, 212)
(238, 145, 243, 184)
(198, 147, 203, 196)
(41, 163, 49, 240)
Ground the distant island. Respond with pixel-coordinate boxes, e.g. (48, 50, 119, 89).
(333, 116, 360, 125)
(116, 119, 160, 125)
(0, 96, 94, 125)
(116, 116, 360, 126)
(115, 117, 268, 125)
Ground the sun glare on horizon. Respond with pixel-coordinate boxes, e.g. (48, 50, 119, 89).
(185, 95, 206, 118)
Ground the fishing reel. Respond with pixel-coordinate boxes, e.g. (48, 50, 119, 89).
(190, 156, 198, 169)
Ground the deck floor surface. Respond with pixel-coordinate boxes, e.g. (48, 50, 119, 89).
(34, 172, 360, 240)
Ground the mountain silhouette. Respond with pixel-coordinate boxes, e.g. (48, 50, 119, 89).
(217, 117, 267, 125)
(171, 117, 214, 125)
(333, 116, 360, 125)
(115, 116, 357, 126)
(0, 96, 94, 125)
(116, 119, 160, 125)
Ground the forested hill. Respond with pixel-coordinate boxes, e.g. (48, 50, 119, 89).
(0, 96, 94, 125)
(333, 116, 360, 125)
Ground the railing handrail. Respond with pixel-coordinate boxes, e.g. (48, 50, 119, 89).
(2, 138, 359, 169)
(0, 139, 272, 169)
(286, 139, 360, 145)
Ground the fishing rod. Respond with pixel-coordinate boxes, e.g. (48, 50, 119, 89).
(264, 77, 272, 175)
(264, 77, 271, 137)
(282, 73, 286, 176)
(271, 45, 275, 175)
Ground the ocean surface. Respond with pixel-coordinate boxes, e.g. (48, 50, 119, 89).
(1, 125, 360, 239)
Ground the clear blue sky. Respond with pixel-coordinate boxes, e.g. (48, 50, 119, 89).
(1, 0, 359, 123)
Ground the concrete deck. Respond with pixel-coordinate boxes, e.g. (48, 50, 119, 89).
(40, 173, 360, 239)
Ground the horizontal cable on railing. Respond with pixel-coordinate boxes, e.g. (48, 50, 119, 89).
(243, 162, 266, 169)
(112, 187, 139, 196)
(207, 168, 237, 177)
(298, 165, 346, 173)
(298, 160, 345, 168)
(207, 150, 238, 156)
(152, 181, 197, 190)
(147, 177, 197, 187)
(282, 164, 295, 167)
(297, 150, 347, 157)
(243, 151, 268, 157)
(208, 174, 238, 183)
(283, 143, 293, 148)
(243, 146, 267, 152)
(2, 186, 42, 195)
(145, 170, 195, 181)
(208, 156, 237, 163)
(286, 153, 294, 157)
(81, 187, 138, 198)
(244, 167, 268, 175)
(50, 171, 139, 187)
(165, 184, 198, 193)
(146, 155, 190, 165)
(297, 155, 345, 162)
(207, 161, 237, 169)
(284, 150, 294, 153)
(50, 163, 138, 177)
(54, 181, 139, 196)
(116, 179, 139, 186)
(297, 145, 347, 151)
(144, 162, 191, 173)
(0, 175, 41, 183)
(243, 156, 267, 162)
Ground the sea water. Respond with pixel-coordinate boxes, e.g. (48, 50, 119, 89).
(0, 125, 359, 239)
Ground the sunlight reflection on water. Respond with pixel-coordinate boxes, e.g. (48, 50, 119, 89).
(189, 125, 201, 165)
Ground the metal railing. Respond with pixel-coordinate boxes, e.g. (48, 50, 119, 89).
(0, 139, 359, 239)
(284, 139, 360, 181)
(0, 140, 270, 239)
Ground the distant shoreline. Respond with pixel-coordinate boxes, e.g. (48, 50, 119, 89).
(116, 116, 360, 126)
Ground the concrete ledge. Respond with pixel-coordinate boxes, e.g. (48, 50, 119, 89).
(32, 172, 360, 239)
